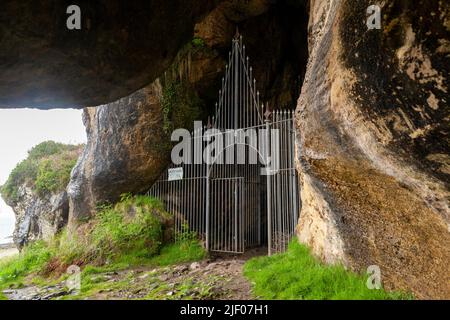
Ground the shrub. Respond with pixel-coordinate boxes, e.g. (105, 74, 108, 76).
(0, 141, 82, 202)
(56, 195, 173, 266)
(35, 156, 78, 196)
(161, 81, 202, 135)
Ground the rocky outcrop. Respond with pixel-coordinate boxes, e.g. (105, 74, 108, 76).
(11, 187, 68, 249)
(68, 81, 170, 222)
(1, 142, 83, 249)
(296, 0, 450, 299)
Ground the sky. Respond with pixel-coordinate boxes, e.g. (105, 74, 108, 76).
(0, 108, 86, 244)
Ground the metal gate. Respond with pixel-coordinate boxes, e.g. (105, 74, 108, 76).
(147, 34, 300, 255)
(209, 177, 244, 253)
(266, 111, 300, 255)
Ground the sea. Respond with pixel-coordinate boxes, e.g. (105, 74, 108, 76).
(0, 197, 15, 245)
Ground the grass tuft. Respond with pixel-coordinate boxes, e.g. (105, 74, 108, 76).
(244, 241, 411, 300)
(0, 241, 53, 289)
(0, 195, 206, 298)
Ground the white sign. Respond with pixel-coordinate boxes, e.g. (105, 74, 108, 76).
(168, 167, 183, 181)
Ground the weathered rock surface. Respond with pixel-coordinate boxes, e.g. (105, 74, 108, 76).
(8, 186, 69, 249)
(296, 0, 450, 299)
(1, 143, 83, 249)
(0, 0, 214, 108)
(67, 81, 169, 221)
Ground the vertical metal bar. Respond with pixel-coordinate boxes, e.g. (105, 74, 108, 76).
(291, 114, 298, 239)
(234, 179, 238, 251)
(228, 179, 231, 252)
(282, 112, 286, 250)
(223, 179, 227, 251)
(214, 179, 217, 251)
(287, 112, 292, 241)
(205, 154, 211, 251)
(241, 178, 244, 252)
(237, 41, 239, 129)
(246, 58, 249, 128)
(265, 119, 272, 256)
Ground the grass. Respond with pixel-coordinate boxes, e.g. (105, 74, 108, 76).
(50, 195, 173, 268)
(244, 241, 411, 300)
(80, 238, 206, 276)
(143, 274, 221, 300)
(0, 141, 82, 202)
(68, 239, 207, 300)
(146, 239, 206, 267)
(0, 241, 53, 290)
(0, 195, 207, 299)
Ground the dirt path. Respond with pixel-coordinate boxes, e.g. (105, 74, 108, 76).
(91, 257, 254, 300)
(3, 248, 266, 300)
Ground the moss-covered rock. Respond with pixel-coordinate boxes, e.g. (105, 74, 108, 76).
(0, 141, 82, 249)
(296, 0, 450, 299)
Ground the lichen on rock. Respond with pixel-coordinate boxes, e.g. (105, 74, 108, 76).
(296, 0, 450, 299)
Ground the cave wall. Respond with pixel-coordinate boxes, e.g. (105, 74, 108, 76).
(0, 0, 215, 108)
(1, 0, 448, 299)
(296, 0, 450, 299)
(67, 0, 310, 221)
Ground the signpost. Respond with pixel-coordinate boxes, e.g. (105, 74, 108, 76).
(168, 167, 183, 181)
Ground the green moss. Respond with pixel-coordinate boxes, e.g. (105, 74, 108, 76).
(161, 81, 202, 135)
(244, 241, 412, 300)
(0, 141, 82, 203)
(191, 37, 205, 48)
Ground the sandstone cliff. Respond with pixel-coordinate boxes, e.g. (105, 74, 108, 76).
(296, 0, 450, 299)
(0, 0, 448, 299)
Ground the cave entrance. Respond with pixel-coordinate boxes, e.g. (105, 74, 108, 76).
(148, 36, 300, 255)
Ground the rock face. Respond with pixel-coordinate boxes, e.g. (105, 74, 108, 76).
(296, 0, 450, 299)
(0, 0, 214, 108)
(1, 0, 448, 300)
(1, 142, 82, 249)
(68, 82, 168, 222)
(10, 186, 68, 249)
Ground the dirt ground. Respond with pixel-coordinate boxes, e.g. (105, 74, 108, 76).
(3, 247, 268, 300)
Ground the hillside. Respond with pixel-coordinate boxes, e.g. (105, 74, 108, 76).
(1, 141, 83, 248)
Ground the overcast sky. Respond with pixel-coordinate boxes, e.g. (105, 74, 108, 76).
(0, 108, 86, 244)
